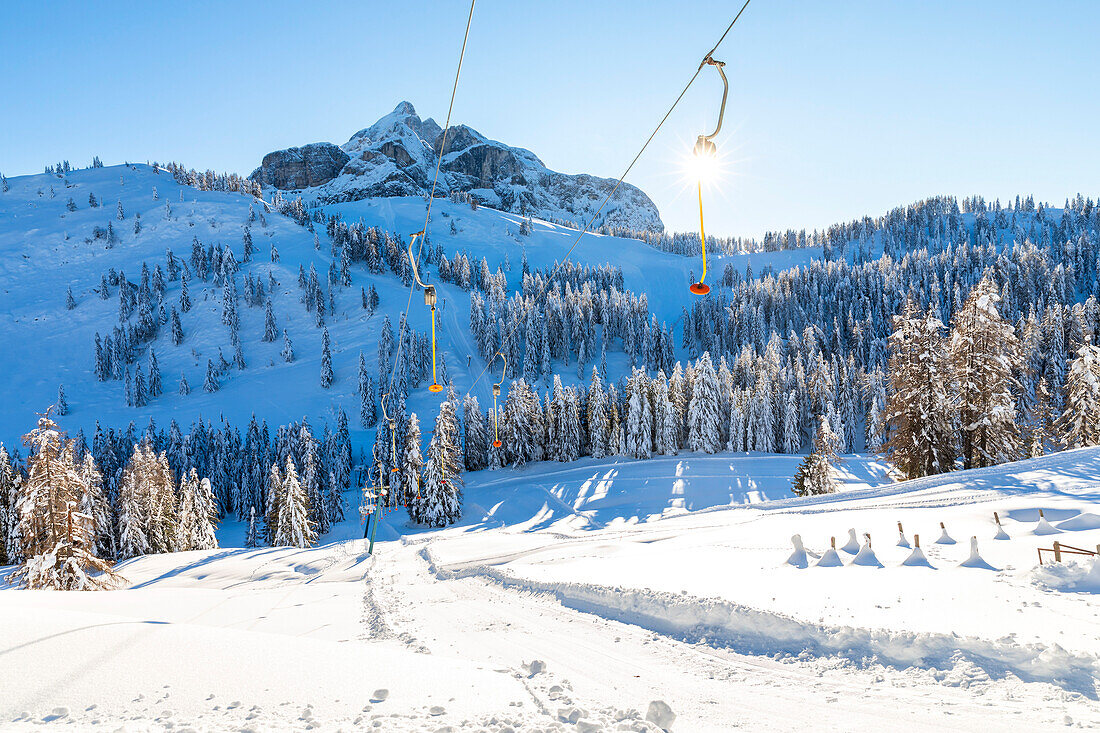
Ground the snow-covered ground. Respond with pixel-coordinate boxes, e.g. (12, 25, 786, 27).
(4, 450, 1099, 731)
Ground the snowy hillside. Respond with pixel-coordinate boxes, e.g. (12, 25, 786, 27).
(4, 450, 1098, 731)
(0, 162, 814, 453)
(252, 101, 665, 231)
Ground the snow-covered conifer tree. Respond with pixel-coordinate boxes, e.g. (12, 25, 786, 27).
(949, 276, 1022, 468)
(1057, 339, 1100, 448)
(400, 413, 424, 505)
(463, 395, 488, 471)
(687, 352, 722, 453)
(884, 302, 956, 478)
(263, 300, 277, 342)
(411, 397, 463, 527)
(625, 369, 653, 459)
(177, 468, 218, 551)
(320, 328, 333, 388)
(791, 415, 841, 497)
(11, 412, 119, 590)
(203, 359, 219, 393)
(272, 457, 315, 548)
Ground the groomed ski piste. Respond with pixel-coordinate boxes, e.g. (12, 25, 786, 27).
(3, 448, 1099, 731)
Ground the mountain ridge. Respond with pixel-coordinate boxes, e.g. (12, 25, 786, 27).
(251, 102, 665, 231)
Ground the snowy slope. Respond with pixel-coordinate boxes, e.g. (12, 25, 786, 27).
(4, 451, 1099, 731)
(0, 163, 810, 454)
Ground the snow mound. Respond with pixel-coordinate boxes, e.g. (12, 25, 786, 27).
(1033, 514, 1062, 535)
(958, 537, 997, 571)
(1056, 512, 1100, 531)
(1032, 559, 1100, 594)
(851, 535, 883, 568)
(840, 528, 861, 554)
(901, 545, 934, 568)
(815, 547, 844, 568)
(786, 534, 809, 569)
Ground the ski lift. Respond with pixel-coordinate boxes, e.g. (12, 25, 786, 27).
(407, 230, 444, 393)
(690, 55, 727, 296)
(490, 351, 507, 448)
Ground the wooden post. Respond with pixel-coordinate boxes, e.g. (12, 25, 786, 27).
(1039, 509, 1045, 520)
(939, 521, 946, 530)
(897, 521, 904, 534)
(1053, 541, 1062, 563)
(993, 511, 1001, 526)
(830, 536, 836, 549)
(914, 534, 920, 548)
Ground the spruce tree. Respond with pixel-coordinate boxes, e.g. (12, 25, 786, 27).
(281, 329, 294, 362)
(263, 300, 277, 342)
(792, 416, 841, 497)
(245, 506, 261, 548)
(272, 457, 316, 548)
(687, 352, 722, 453)
(949, 276, 1022, 468)
(203, 359, 219, 392)
(320, 328, 334, 388)
(1057, 339, 1100, 448)
(400, 413, 424, 505)
(411, 399, 462, 527)
(177, 468, 218, 550)
(463, 394, 488, 471)
(884, 302, 956, 478)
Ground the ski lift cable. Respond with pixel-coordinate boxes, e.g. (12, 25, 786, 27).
(460, 0, 754, 402)
(381, 0, 477, 414)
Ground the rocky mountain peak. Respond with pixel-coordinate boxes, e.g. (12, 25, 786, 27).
(251, 102, 663, 231)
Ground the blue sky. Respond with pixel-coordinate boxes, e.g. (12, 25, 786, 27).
(2, 1, 1098, 237)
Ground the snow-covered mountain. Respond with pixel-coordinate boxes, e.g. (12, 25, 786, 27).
(251, 102, 665, 231)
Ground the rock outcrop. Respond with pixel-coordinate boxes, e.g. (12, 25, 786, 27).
(252, 143, 350, 190)
(251, 102, 663, 231)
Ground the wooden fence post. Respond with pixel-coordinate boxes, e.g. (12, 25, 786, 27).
(1053, 541, 1062, 563)
(914, 534, 920, 548)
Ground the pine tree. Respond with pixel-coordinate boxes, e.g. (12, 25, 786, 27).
(272, 457, 316, 548)
(1057, 339, 1100, 448)
(949, 276, 1022, 468)
(263, 300, 278, 342)
(320, 328, 334, 388)
(177, 468, 218, 550)
(179, 272, 192, 313)
(179, 372, 190, 395)
(10, 411, 119, 590)
(411, 399, 463, 527)
(66, 286, 76, 310)
(462, 395, 488, 470)
(244, 506, 261, 548)
(148, 350, 162, 398)
(265, 461, 282, 544)
(78, 452, 115, 561)
(687, 352, 722, 453)
(884, 302, 956, 478)
(625, 369, 653, 459)
(400, 413, 424, 505)
(56, 384, 69, 416)
(792, 415, 841, 497)
(203, 359, 219, 392)
(281, 329, 294, 362)
(0, 446, 21, 565)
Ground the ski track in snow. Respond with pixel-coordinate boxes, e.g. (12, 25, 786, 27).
(422, 544, 1098, 695)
